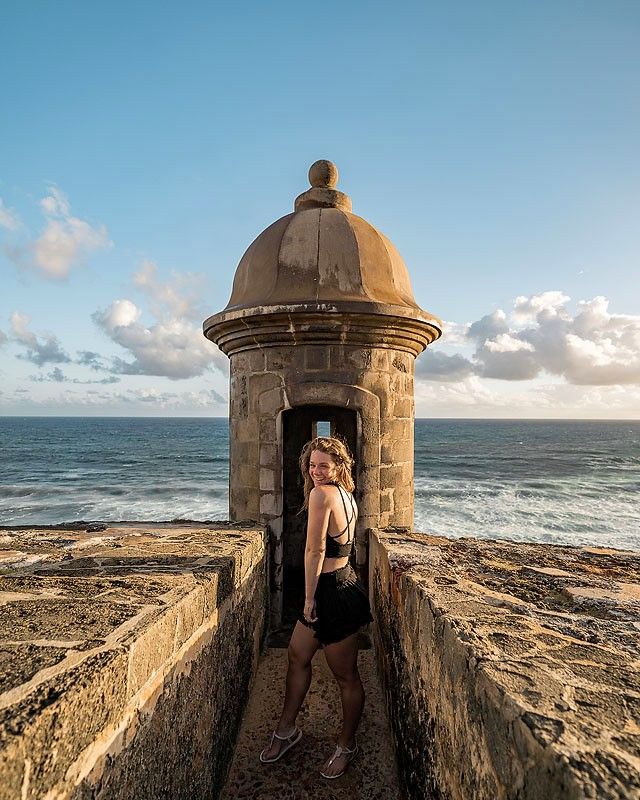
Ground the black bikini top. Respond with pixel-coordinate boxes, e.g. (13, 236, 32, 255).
(325, 482, 356, 558)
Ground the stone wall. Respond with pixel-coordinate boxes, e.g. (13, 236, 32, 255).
(369, 528, 640, 800)
(0, 523, 267, 800)
(229, 342, 415, 530)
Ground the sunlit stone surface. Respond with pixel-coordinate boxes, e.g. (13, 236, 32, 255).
(371, 529, 640, 800)
(2, 524, 637, 798)
(0, 524, 266, 800)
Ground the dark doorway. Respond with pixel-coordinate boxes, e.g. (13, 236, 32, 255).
(279, 405, 358, 635)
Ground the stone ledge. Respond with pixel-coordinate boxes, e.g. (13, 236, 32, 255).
(0, 524, 266, 800)
(369, 529, 640, 800)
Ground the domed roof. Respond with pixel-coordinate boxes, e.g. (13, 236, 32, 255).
(203, 161, 441, 354)
(222, 161, 430, 314)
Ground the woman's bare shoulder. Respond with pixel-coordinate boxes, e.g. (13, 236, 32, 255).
(309, 484, 340, 503)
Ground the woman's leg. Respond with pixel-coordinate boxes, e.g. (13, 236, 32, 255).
(261, 621, 320, 760)
(321, 631, 364, 776)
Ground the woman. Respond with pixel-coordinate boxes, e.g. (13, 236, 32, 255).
(260, 436, 373, 779)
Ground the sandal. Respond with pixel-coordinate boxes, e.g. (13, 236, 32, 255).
(259, 726, 302, 763)
(319, 741, 358, 779)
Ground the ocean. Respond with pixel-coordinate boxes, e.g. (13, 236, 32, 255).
(0, 417, 638, 551)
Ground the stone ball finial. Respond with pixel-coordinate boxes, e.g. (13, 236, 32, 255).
(309, 160, 338, 189)
(294, 160, 351, 212)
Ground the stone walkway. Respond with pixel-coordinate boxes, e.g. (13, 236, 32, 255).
(222, 647, 404, 800)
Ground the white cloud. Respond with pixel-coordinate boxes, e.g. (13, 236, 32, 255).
(38, 187, 70, 217)
(0, 386, 227, 412)
(133, 260, 205, 320)
(10, 311, 72, 366)
(4, 186, 111, 280)
(415, 375, 640, 418)
(415, 376, 550, 410)
(93, 265, 226, 380)
(415, 350, 475, 382)
(5, 257, 225, 384)
(127, 388, 227, 407)
(484, 334, 535, 353)
(477, 344, 539, 381)
(32, 366, 66, 383)
(422, 292, 640, 386)
(467, 309, 509, 343)
(566, 383, 640, 412)
(440, 320, 471, 346)
(99, 299, 142, 330)
(0, 198, 20, 230)
(477, 332, 538, 381)
(29, 367, 120, 385)
(512, 291, 570, 322)
(519, 294, 640, 385)
(11, 312, 36, 344)
(76, 350, 110, 371)
(99, 314, 223, 379)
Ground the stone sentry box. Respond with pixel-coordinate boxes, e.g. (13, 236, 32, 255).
(203, 160, 441, 629)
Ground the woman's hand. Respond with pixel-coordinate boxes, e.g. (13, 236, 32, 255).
(303, 598, 317, 623)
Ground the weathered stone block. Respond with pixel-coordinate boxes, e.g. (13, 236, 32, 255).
(258, 387, 284, 416)
(230, 375, 248, 419)
(260, 493, 277, 517)
(389, 373, 409, 397)
(381, 439, 413, 466)
(345, 348, 372, 370)
(259, 468, 274, 492)
(381, 418, 411, 441)
(379, 464, 406, 490)
(379, 510, 392, 529)
(251, 372, 283, 395)
(361, 369, 392, 392)
(231, 486, 260, 521)
(393, 483, 413, 513)
(246, 441, 259, 467)
(289, 348, 307, 373)
(249, 350, 265, 372)
(259, 417, 277, 443)
(391, 353, 411, 373)
(230, 353, 249, 373)
(234, 416, 259, 442)
(393, 397, 413, 418)
(305, 346, 329, 370)
(380, 490, 394, 514)
(236, 463, 257, 489)
(233, 441, 250, 464)
(391, 507, 413, 528)
(259, 444, 277, 467)
(264, 348, 289, 371)
(371, 349, 389, 371)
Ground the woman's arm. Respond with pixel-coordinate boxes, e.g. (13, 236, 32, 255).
(304, 487, 330, 607)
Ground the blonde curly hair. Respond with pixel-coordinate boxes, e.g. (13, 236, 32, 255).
(299, 436, 355, 510)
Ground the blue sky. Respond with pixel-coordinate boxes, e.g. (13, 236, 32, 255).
(1, 1, 639, 417)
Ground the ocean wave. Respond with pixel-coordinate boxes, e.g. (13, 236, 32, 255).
(0, 494, 230, 526)
(1, 418, 638, 547)
(413, 481, 639, 551)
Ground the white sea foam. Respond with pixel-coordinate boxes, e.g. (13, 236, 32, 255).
(1, 418, 638, 549)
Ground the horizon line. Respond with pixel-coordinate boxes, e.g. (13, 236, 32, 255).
(0, 415, 639, 423)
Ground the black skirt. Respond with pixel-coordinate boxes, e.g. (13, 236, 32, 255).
(298, 563, 373, 646)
